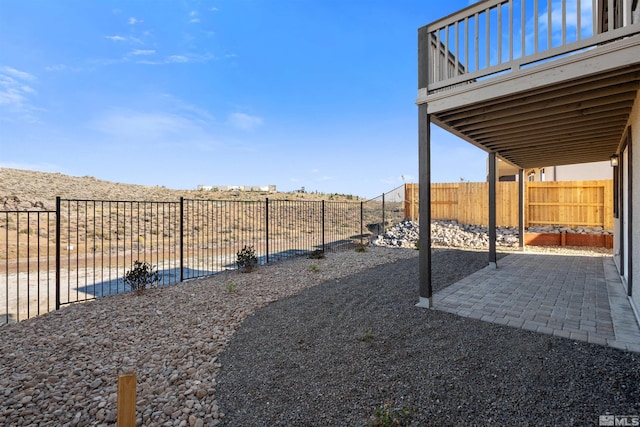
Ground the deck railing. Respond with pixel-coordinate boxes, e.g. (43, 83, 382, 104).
(421, 0, 640, 94)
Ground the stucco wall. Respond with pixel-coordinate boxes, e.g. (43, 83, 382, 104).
(630, 90, 640, 312)
(496, 161, 612, 182)
(554, 161, 612, 181)
(614, 217, 621, 269)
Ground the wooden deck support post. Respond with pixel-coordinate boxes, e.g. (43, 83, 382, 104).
(417, 25, 432, 308)
(518, 169, 525, 249)
(488, 152, 497, 268)
(417, 105, 432, 308)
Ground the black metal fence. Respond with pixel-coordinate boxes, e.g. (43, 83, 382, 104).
(1, 210, 56, 324)
(362, 185, 407, 235)
(1, 197, 368, 324)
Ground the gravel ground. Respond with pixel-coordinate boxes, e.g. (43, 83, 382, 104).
(0, 246, 419, 426)
(1, 245, 637, 426)
(216, 248, 639, 427)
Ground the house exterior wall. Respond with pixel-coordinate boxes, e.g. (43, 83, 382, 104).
(614, 216, 621, 268)
(554, 162, 612, 181)
(624, 147, 630, 283)
(495, 160, 611, 182)
(630, 90, 640, 313)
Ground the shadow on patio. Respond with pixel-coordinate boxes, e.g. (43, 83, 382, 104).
(433, 252, 640, 353)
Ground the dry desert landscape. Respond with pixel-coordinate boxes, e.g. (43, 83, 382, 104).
(1, 168, 380, 323)
(0, 167, 362, 212)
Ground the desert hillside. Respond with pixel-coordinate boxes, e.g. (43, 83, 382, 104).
(0, 168, 361, 211)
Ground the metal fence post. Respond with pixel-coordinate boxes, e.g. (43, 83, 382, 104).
(265, 198, 269, 263)
(321, 200, 325, 252)
(360, 201, 364, 246)
(179, 197, 184, 282)
(382, 193, 386, 233)
(55, 196, 61, 311)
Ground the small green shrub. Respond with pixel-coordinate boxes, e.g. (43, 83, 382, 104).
(236, 245, 258, 272)
(370, 402, 414, 427)
(124, 260, 159, 293)
(360, 330, 374, 343)
(309, 264, 319, 272)
(308, 249, 325, 259)
(226, 282, 235, 293)
(355, 245, 367, 253)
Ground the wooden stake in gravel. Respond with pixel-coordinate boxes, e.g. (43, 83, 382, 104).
(117, 373, 136, 427)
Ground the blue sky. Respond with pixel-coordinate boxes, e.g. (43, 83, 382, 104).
(0, 0, 487, 199)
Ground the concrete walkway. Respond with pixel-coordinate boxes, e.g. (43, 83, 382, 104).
(434, 253, 640, 352)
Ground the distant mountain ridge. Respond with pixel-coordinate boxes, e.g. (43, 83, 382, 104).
(0, 168, 360, 211)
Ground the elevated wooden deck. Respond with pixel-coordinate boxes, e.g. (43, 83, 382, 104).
(418, 0, 640, 168)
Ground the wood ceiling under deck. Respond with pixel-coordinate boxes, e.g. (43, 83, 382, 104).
(430, 65, 640, 169)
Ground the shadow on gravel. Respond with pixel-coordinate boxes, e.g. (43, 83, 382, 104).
(216, 248, 640, 426)
(72, 266, 211, 299)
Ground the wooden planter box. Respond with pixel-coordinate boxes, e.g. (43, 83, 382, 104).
(524, 233, 613, 249)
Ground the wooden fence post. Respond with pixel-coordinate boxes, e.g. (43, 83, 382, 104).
(117, 373, 136, 427)
(603, 180, 614, 230)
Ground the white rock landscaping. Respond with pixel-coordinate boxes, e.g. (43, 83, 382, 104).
(371, 219, 612, 249)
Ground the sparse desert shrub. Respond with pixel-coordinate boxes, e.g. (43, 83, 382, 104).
(236, 245, 258, 272)
(355, 245, 367, 253)
(360, 330, 374, 343)
(308, 249, 325, 259)
(309, 264, 319, 272)
(370, 401, 414, 427)
(124, 260, 160, 293)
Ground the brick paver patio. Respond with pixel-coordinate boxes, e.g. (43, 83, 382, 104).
(434, 253, 640, 352)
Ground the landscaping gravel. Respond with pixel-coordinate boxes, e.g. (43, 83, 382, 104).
(216, 248, 640, 426)
(0, 247, 418, 426)
(1, 245, 637, 426)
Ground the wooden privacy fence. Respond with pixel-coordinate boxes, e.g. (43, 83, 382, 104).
(404, 180, 613, 230)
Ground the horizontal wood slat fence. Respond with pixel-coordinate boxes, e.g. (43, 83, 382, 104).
(404, 180, 613, 230)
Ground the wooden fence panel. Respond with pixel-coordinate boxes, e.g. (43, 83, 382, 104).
(404, 184, 419, 220)
(498, 182, 519, 227)
(431, 183, 459, 221)
(526, 181, 612, 229)
(459, 182, 485, 225)
(404, 180, 613, 230)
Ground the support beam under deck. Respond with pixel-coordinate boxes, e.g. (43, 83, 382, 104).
(518, 169, 525, 250)
(489, 152, 497, 268)
(417, 106, 432, 308)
